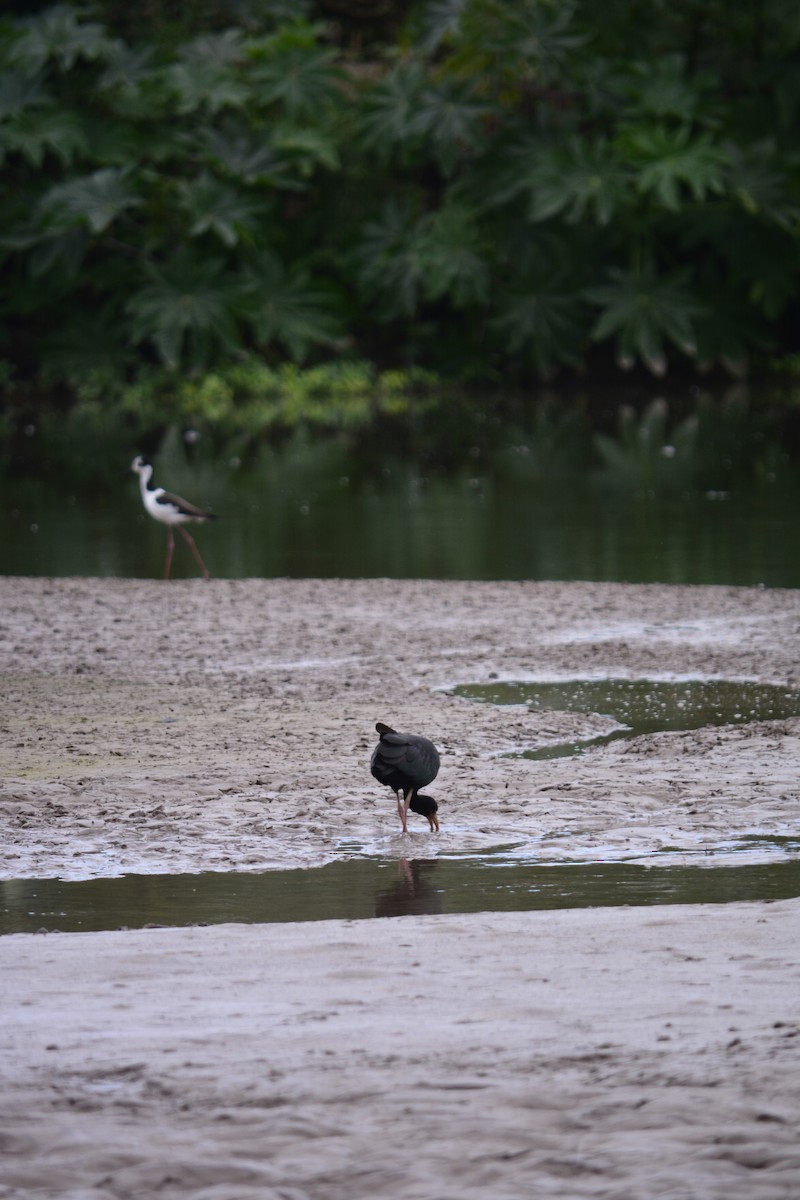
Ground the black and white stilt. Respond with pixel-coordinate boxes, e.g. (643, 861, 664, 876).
(131, 455, 217, 580)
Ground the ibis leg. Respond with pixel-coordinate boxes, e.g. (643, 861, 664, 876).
(396, 790, 408, 833)
(401, 788, 411, 833)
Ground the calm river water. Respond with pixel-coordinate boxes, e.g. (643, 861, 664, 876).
(3, 439, 800, 584)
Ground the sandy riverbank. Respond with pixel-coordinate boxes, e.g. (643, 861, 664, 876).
(1, 576, 799, 1197)
(1, 902, 799, 1199)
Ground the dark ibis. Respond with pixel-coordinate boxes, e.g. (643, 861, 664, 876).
(370, 722, 441, 832)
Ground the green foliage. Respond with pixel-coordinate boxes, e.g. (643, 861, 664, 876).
(38, 167, 142, 234)
(242, 252, 344, 360)
(519, 137, 631, 225)
(0, 0, 799, 400)
(177, 172, 260, 246)
(447, 0, 584, 84)
(12, 5, 114, 73)
(412, 78, 492, 175)
(726, 140, 800, 230)
(357, 61, 428, 163)
(586, 267, 703, 375)
(249, 45, 342, 119)
(0, 106, 87, 167)
(127, 254, 245, 368)
(165, 31, 251, 114)
(619, 126, 728, 209)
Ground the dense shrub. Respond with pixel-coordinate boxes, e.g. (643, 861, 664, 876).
(0, 0, 798, 402)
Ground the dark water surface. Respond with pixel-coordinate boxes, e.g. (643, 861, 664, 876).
(3, 852, 800, 935)
(3, 441, 800, 585)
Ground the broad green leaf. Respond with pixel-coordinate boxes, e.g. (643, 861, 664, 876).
(250, 46, 342, 119)
(357, 199, 488, 314)
(0, 107, 87, 167)
(490, 232, 587, 370)
(0, 0, 798, 389)
(127, 254, 245, 369)
(195, 124, 304, 188)
(357, 62, 427, 161)
(624, 55, 714, 124)
(38, 168, 142, 234)
(247, 17, 325, 56)
(11, 6, 114, 75)
(180, 29, 248, 67)
(414, 205, 489, 307)
(167, 65, 249, 115)
(586, 267, 704, 374)
(166, 31, 250, 115)
(726, 141, 800, 231)
(415, 0, 467, 53)
(452, 0, 584, 83)
(28, 229, 87, 280)
(492, 291, 584, 371)
(522, 138, 631, 225)
(98, 45, 156, 99)
(177, 173, 260, 247)
(457, 131, 543, 211)
(242, 253, 342, 360)
(619, 126, 728, 209)
(272, 124, 340, 173)
(355, 198, 427, 318)
(414, 79, 492, 175)
(0, 71, 50, 120)
(82, 115, 144, 167)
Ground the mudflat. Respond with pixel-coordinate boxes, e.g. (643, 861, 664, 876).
(1, 577, 799, 1198)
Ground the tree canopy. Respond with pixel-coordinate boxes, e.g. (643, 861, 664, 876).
(1, 0, 799, 395)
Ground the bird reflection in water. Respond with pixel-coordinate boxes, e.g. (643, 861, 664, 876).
(374, 858, 443, 918)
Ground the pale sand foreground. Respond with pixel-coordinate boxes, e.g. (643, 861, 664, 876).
(1, 903, 799, 1199)
(1, 577, 800, 1197)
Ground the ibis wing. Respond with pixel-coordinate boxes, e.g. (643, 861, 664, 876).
(371, 731, 440, 789)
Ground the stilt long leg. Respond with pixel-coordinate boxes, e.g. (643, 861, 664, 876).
(178, 525, 211, 580)
(163, 529, 175, 580)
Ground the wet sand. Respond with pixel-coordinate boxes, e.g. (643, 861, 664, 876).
(1, 576, 799, 1197)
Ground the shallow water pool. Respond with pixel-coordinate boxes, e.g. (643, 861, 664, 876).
(452, 678, 800, 758)
(2, 847, 799, 935)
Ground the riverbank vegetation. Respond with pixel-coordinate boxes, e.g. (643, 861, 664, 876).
(1, 0, 799, 443)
